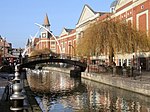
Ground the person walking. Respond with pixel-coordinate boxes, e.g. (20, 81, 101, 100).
(112, 62, 116, 77)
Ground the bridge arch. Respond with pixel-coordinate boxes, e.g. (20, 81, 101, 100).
(20, 55, 87, 72)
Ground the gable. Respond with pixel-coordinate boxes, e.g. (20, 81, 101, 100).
(116, 0, 132, 10)
(60, 28, 68, 37)
(77, 5, 97, 25)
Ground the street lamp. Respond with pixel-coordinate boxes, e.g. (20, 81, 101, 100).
(3, 37, 6, 63)
(19, 48, 22, 64)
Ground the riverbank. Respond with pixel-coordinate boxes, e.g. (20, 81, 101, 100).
(0, 72, 41, 112)
(44, 67, 150, 97)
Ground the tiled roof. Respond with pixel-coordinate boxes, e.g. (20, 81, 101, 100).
(64, 28, 74, 33)
(110, 0, 118, 8)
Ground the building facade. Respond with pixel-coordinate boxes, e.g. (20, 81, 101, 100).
(25, 14, 57, 56)
(57, 28, 76, 57)
(110, 0, 150, 69)
(75, 0, 150, 70)
(25, 0, 150, 70)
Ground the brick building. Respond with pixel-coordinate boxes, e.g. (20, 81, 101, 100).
(57, 28, 76, 57)
(25, 0, 150, 70)
(75, 0, 150, 70)
(109, 0, 150, 70)
(25, 14, 57, 56)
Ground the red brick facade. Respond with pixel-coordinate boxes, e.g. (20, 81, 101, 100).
(26, 0, 150, 69)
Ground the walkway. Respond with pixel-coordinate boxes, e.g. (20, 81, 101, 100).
(82, 71, 150, 96)
(0, 72, 41, 112)
(0, 73, 11, 112)
(44, 67, 150, 96)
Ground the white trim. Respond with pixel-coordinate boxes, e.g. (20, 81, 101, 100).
(58, 33, 76, 40)
(112, 0, 147, 17)
(126, 16, 133, 24)
(136, 10, 149, 30)
(115, 0, 132, 10)
(76, 13, 99, 28)
(40, 40, 50, 42)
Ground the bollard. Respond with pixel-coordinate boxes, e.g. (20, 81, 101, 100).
(13, 65, 21, 83)
(10, 64, 25, 111)
(10, 83, 25, 111)
(123, 68, 127, 77)
(139, 66, 142, 75)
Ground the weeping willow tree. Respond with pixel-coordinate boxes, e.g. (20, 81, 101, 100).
(77, 20, 150, 64)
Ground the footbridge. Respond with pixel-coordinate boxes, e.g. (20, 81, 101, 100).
(20, 54, 87, 72)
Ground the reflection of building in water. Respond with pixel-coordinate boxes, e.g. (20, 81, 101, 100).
(116, 97, 122, 111)
(85, 82, 150, 112)
(27, 70, 76, 92)
(41, 94, 50, 112)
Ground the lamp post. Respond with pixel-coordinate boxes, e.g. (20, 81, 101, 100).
(19, 48, 22, 64)
(69, 44, 75, 57)
(3, 37, 6, 60)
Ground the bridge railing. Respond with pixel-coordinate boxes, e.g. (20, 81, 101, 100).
(23, 53, 84, 64)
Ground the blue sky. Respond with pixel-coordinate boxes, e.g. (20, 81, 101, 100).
(0, 0, 114, 48)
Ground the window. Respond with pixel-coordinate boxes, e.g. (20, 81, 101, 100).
(141, 5, 144, 9)
(128, 59, 131, 66)
(51, 42, 55, 45)
(119, 59, 121, 66)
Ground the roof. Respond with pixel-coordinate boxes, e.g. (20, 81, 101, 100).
(76, 4, 108, 27)
(64, 28, 74, 33)
(43, 14, 50, 26)
(110, 0, 118, 8)
(26, 39, 30, 46)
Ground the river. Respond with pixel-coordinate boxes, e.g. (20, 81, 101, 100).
(27, 69, 150, 112)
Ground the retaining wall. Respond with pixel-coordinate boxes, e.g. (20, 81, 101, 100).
(43, 67, 150, 96)
(82, 72, 150, 96)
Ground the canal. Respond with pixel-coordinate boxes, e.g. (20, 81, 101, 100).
(27, 69, 150, 112)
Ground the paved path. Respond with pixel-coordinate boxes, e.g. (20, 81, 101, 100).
(0, 73, 11, 112)
(0, 72, 41, 112)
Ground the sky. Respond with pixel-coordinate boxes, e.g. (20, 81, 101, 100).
(0, 0, 114, 48)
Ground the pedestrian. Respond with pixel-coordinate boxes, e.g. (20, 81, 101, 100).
(112, 62, 116, 77)
(122, 62, 127, 77)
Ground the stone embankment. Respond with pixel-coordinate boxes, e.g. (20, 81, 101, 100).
(0, 72, 41, 112)
(82, 72, 150, 96)
(44, 67, 150, 97)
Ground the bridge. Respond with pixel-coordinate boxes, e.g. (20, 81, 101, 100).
(19, 54, 87, 74)
(7, 54, 87, 111)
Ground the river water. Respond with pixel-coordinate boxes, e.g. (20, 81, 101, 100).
(27, 69, 150, 112)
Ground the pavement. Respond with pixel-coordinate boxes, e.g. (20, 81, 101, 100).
(0, 72, 41, 112)
(0, 73, 11, 112)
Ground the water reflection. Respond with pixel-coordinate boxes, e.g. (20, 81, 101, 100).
(27, 70, 150, 112)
